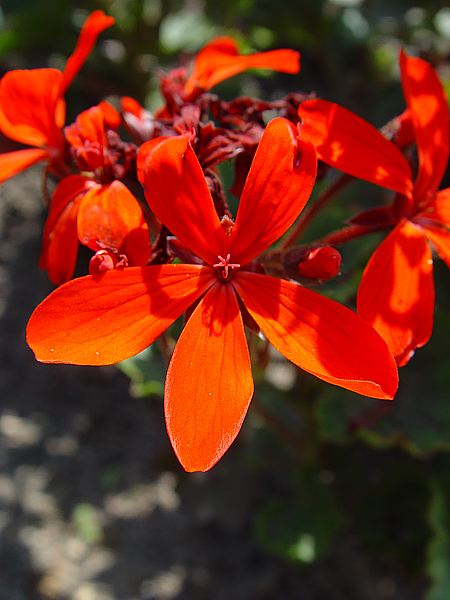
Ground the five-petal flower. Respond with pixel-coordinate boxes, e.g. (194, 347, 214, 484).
(27, 117, 398, 472)
(298, 51, 449, 365)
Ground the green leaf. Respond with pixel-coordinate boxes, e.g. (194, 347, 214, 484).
(72, 503, 102, 545)
(118, 346, 165, 398)
(254, 470, 344, 563)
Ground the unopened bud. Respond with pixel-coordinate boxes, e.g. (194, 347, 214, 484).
(297, 246, 341, 281)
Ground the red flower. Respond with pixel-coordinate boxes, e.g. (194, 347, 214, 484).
(298, 51, 449, 365)
(27, 118, 398, 471)
(40, 106, 150, 285)
(0, 10, 114, 183)
(183, 37, 300, 99)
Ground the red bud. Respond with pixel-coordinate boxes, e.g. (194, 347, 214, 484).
(297, 246, 341, 281)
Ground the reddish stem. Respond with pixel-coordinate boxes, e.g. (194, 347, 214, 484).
(316, 223, 386, 246)
(281, 173, 351, 249)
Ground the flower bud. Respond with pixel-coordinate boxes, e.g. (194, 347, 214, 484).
(297, 246, 341, 281)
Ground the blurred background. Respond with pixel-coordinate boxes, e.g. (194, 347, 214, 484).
(0, 1, 450, 599)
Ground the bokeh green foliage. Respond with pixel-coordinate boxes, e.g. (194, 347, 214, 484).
(1, 0, 450, 595)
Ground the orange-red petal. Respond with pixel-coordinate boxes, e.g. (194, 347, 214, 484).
(422, 224, 450, 269)
(184, 36, 300, 97)
(425, 188, 450, 226)
(77, 180, 151, 264)
(230, 117, 317, 265)
(121, 96, 146, 119)
(298, 98, 413, 197)
(0, 69, 64, 148)
(40, 175, 93, 285)
(98, 100, 121, 129)
(138, 134, 227, 264)
(165, 282, 253, 472)
(61, 10, 115, 94)
(0, 148, 49, 184)
(357, 219, 435, 366)
(234, 271, 398, 399)
(65, 105, 107, 149)
(400, 50, 449, 200)
(27, 264, 214, 365)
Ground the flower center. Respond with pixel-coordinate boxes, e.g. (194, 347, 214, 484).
(213, 254, 240, 281)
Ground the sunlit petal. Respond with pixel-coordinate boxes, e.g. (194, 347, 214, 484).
(184, 36, 300, 97)
(61, 10, 115, 94)
(165, 282, 253, 472)
(298, 98, 413, 197)
(0, 148, 49, 184)
(400, 50, 449, 200)
(77, 181, 151, 264)
(138, 134, 227, 264)
(234, 272, 398, 399)
(230, 117, 317, 265)
(357, 219, 435, 366)
(27, 265, 214, 365)
(0, 69, 63, 148)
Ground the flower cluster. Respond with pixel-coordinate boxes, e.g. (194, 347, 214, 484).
(2, 11, 448, 471)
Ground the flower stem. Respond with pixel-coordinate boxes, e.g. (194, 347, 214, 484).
(281, 173, 351, 249)
(316, 223, 386, 246)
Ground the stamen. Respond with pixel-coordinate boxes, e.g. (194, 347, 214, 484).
(213, 254, 240, 280)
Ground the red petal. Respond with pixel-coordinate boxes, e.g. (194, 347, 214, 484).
(234, 272, 398, 399)
(165, 282, 253, 472)
(121, 96, 146, 119)
(0, 69, 64, 148)
(138, 135, 227, 264)
(0, 148, 49, 184)
(98, 100, 121, 129)
(392, 109, 415, 148)
(184, 36, 300, 97)
(357, 220, 434, 366)
(66, 106, 106, 148)
(230, 117, 317, 265)
(422, 188, 450, 225)
(136, 136, 170, 182)
(40, 175, 93, 285)
(77, 181, 151, 264)
(423, 225, 450, 269)
(27, 265, 214, 365)
(400, 50, 449, 200)
(298, 99, 413, 197)
(61, 10, 115, 94)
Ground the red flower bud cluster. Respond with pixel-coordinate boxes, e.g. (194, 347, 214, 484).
(1, 11, 448, 471)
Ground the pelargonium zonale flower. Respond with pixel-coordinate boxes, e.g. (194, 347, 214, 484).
(299, 51, 449, 365)
(40, 105, 150, 285)
(183, 36, 300, 99)
(27, 117, 398, 472)
(0, 10, 114, 183)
